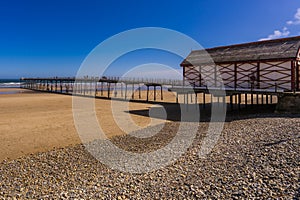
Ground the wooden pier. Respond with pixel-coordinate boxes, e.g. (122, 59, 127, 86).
(20, 76, 286, 111)
(20, 77, 175, 102)
(169, 86, 284, 111)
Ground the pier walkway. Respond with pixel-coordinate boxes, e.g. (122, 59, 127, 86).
(20, 77, 285, 110)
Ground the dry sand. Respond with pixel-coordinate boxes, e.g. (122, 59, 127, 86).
(0, 90, 79, 160)
(0, 87, 278, 161)
(0, 88, 178, 161)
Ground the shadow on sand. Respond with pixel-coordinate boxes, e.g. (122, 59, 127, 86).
(126, 102, 300, 123)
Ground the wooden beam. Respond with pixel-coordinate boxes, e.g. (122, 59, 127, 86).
(183, 66, 186, 86)
(256, 62, 260, 89)
(291, 61, 296, 92)
(297, 61, 300, 91)
(234, 63, 237, 90)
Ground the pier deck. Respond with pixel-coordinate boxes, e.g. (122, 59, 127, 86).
(20, 77, 287, 111)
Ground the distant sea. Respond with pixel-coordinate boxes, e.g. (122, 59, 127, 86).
(0, 79, 22, 88)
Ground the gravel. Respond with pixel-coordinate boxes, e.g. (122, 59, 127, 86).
(0, 115, 299, 199)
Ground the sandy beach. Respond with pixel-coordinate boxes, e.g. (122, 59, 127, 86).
(0, 88, 179, 161)
(0, 90, 80, 160)
(0, 88, 299, 198)
(0, 88, 280, 161)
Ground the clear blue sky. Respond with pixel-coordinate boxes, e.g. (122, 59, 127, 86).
(0, 0, 300, 78)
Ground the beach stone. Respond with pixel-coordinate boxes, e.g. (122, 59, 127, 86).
(0, 116, 299, 198)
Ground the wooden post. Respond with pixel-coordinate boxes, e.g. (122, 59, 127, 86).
(114, 83, 117, 97)
(291, 61, 296, 92)
(214, 65, 217, 87)
(132, 83, 134, 99)
(183, 66, 186, 87)
(90, 81, 93, 95)
(83, 80, 86, 96)
(60, 81, 63, 93)
(161, 85, 163, 100)
(125, 84, 128, 99)
(257, 62, 260, 89)
(95, 82, 98, 97)
(270, 95, 273, 104)
(234, 63, 237, 90)
(55, 80, 58, 92)
(203, 93, 206, 109)
(235, 94, 237, 105)
(146, 86, 149, 102)
(230, 95, 233, 110)
(296, 61, 300, 91)
(121, 83, 123, 97)
(139, 84, 141, 99)
(187, 92, 189, 104)
(238, 93, 241, 110)
(154, 86, 156, 101)
(108, 82, 110, 98)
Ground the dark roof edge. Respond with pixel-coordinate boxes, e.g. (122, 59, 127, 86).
(180, 57, 296, 67)
(192, 36, 300, 53)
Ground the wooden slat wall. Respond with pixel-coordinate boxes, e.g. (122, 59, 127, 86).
(183, 60, 295, 91)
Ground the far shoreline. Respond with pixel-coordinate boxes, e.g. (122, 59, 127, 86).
(0, 87, 28, 95)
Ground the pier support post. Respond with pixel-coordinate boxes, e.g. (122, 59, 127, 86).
(121, 83, 123, 97)
(238, 93, 241, 110)
(139, 84, 141, 99)
(146, 86, 149, 102)
(161, 85, 163, 100)
(230, 95, 233, 110)
(114, 83, 117, 97)
(203, 93, 206, 109)
(132, 83, 134, 99)
(154, 86, 156, 101)
(125, 84, 128, 99)
(270, 95, 273, 104)
(108, 82, 111, 98)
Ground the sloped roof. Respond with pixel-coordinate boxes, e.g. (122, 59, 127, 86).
(181, 36, 300, 66)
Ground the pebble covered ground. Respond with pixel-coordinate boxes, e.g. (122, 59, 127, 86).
(0, 115, 299, 199)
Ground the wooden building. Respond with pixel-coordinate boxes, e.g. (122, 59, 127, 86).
(181, 36, 300, 92)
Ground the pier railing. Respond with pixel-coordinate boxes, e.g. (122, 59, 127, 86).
(20, 76, 285, 110)
(20, 76, 186, 101)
